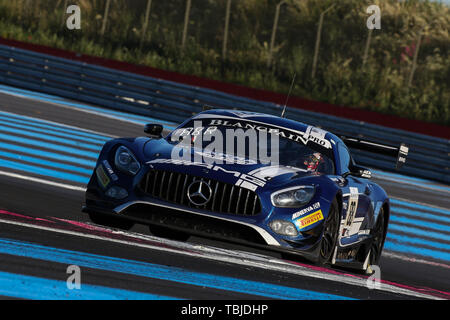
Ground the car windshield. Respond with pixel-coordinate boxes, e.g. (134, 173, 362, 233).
(167, 119, 335, 175)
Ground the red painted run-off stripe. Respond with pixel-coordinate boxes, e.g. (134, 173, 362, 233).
(1, 37, 448, 140)
(0, 209, 449, 300)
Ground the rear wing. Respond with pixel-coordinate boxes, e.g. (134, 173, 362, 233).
(339, 135, 409, 169)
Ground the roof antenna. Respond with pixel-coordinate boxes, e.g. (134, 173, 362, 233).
(281, 72, 296, 118)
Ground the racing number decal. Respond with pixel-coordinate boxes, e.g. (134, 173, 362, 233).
(341, 187, 359, 238)
(346, 201, 357, 227)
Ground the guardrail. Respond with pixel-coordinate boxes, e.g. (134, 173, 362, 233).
(0, 44, 448, 184)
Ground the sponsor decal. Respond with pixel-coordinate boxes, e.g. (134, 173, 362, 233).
(201, 118, 332, 149)
(295, 209, 324, 229)
(303, 126, 331, 149)
(95, 165, 110, 189)
(292, 202, 321, 220)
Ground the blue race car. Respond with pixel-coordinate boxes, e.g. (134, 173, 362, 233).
(82, 109, 408, 273)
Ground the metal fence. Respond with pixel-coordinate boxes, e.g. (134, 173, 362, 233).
(0, 44, 448, 184)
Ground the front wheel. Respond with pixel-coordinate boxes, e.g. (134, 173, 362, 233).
(318, 198, 340, 265)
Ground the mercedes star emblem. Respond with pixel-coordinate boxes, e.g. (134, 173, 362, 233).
(187, 180, 212, 206)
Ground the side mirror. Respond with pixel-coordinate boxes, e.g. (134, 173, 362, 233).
(343, 165, 372, 179)
(144, 123, 163, 138)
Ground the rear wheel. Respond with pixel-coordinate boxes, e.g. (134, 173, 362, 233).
(369, 208, 387, 266)
(318, 199, 340, 264)
(88, 212, 134, 230)
(360, 208, 387, 274)
(149, 224, 190, 242)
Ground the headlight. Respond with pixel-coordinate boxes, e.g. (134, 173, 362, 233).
(114, 146, 141, 175)
(271, 186, 315, 208)
(269, 220, 298, 237)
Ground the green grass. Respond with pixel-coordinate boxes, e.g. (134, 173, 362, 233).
(0, 0, 448, 126)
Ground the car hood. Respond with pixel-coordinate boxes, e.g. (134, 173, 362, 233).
(142, 139, 322, 188)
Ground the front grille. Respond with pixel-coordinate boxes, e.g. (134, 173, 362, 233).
(138, 169, 261, 216)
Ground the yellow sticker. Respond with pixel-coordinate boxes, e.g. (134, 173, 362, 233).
(296, 209, 324, 229)
(96, 165, 110, 188)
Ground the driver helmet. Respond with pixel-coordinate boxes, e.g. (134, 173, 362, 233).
(304, 152, 323, 172)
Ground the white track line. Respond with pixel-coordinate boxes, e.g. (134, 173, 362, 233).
(382, 251, 450, 270)
(0, 170, 86, 192)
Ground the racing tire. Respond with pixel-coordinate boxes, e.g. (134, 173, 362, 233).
(88, 212, 134, 230)
(318, 198, 340, 265)
(369, 207, 387, 266)
(149, 224, 190, 242)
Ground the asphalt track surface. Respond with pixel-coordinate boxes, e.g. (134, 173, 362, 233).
(0, 85, 449, 300)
